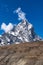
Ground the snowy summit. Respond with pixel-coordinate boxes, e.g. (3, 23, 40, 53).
(0, 8, 42, 46)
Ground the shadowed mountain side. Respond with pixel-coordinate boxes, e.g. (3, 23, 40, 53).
(0, 41, 43, 65)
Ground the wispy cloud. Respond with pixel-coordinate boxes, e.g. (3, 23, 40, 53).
(1, 23, 13, 33)
(13, 7, 26, 21)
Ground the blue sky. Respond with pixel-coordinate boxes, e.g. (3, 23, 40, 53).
(0, 0, 43, 38)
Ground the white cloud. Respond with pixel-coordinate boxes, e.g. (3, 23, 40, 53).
(1, 23, 13, 33)
(14, 7, 26, 21)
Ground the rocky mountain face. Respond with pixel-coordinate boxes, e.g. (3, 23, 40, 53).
(0, 41, 43, 65)
(0, 20, 42, 46)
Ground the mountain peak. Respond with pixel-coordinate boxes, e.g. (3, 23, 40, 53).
(17, 20, 33, 31)
(0, 8, 42, 46)
(0, 20, 42, 46)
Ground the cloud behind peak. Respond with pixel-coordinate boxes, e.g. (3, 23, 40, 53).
(1, 23, 13, 33)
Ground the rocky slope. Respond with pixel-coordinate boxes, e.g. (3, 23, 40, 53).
(0, 41, 43, 65)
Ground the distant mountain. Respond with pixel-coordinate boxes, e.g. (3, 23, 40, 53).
(0, 20, 42, 46)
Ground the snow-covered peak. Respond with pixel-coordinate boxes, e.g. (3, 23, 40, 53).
(0, 8, 42, 46)
(16, 20, 33, 33)
(0, 20, 42, 46)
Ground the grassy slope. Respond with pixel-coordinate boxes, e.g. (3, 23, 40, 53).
(0, 41, 43, 65)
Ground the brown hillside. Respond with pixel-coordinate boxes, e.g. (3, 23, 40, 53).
(0, 41, 43, 65)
